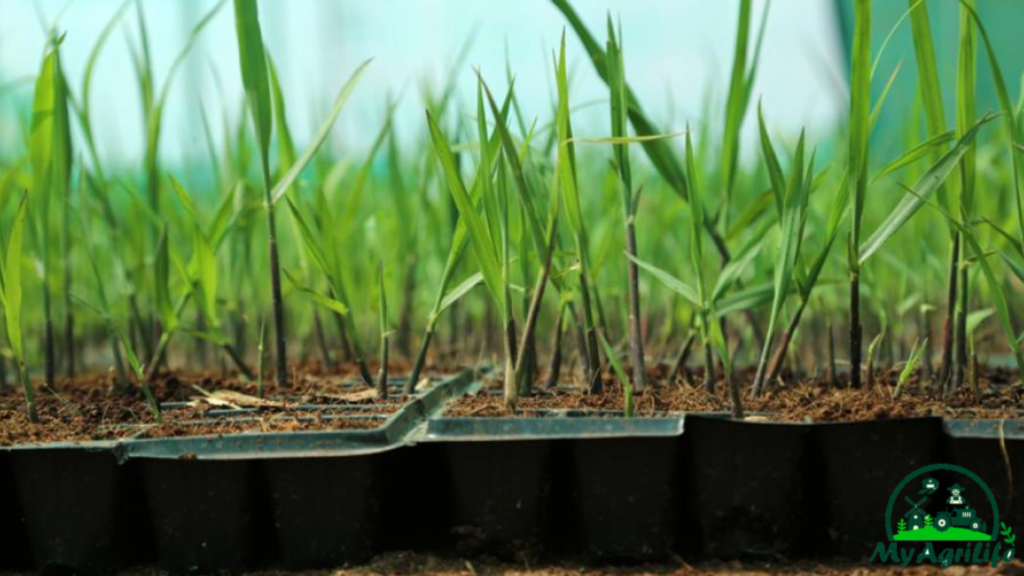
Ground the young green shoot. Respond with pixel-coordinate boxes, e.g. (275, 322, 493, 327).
(1, 195, 38, 421)
(377, 262, 389, 399)
(606, 17, 648, 392)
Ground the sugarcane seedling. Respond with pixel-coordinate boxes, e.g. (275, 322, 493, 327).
(257, 316, 267, 399)
(893, 338, 927, 399)
(232, 0, 287, 386)
(282, 198, 374, 387)
(0, 346, 8, 391)
(846, 0, 872, 389)
(30, 31, 74, 391)
(377, 262, 389, 399)
(130, 1, 225, 369)
(906, 0, 957, 388)
(512, 198, 559, 396)
(668, 327, 696, 386)
(2, 194, 38, 422)
(866, 330, 885, 388)
(599, 331, 634, 418)
(968, 335, 980, 398)
(901, 183, 1024, 377)
(606, 16, 648, 392)
(554, 33, 602, 393)
(950, 0, 979, 396)
(74, 191, 132, 391)
(232, 0, 369, 388)
(750, 102, 811, 397)
(544, 303, 567, 389)
(74, 217, 158, 422)
(552, 0, 733, 265)
(404, 85, 514, 393)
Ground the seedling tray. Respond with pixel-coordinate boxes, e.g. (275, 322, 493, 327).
(3, 374, 1022, 571)
(415, 384, 1024, 562)
(417, 384, 685, 561)
(0, 371, 475, 572)
(943, 419, 1024, 533)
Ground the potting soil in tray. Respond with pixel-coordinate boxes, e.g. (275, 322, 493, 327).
(444, 365, 1023, 422)
(0, 363, 438, 445)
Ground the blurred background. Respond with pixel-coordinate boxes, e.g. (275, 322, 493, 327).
(0, 0, 1021, 167)
(1, 0, 843, 168)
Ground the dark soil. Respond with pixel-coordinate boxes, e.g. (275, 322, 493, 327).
(23, 551, 1022, 575)
(0, 362, 448, 446)
(445, 364, 1023, 422)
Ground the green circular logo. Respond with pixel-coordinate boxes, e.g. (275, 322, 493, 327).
(885, 463, 1000, 542)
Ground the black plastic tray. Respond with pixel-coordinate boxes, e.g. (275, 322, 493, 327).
(418, 389, 686, 561)
(2, 374, 1022, 569)
(0, 371, 475, 572)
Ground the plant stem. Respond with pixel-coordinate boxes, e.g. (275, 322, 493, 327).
(514, 220, 557, 396)
(143, 290, 195, 381)
(849, 274, 862, 389)
(44, 312, 55, 389)
(333, 313, 354, 363)
(544, 308, 565, 389)
(145, 331, 172, 384)
(108, 332, 130, 391)
(261, 160, 288, 388)
(939, 236, 959, 385)
(222, 343, 255, 380)
(751, 339, 772, 396)
(407, 326, 433, 393)
(484, 301, 496, 355)
(702, 340, 715, 393)
(378, 340, 389, 399)
(503, 319, 518, 410)
(726, 366, 744, 420)
(64, 288, 74, 380)
(866, 337, 876, 388)
(519, 333, 537, 396)
(130, 294, 153, 361)
(577, 274, 602, 394)
(625, 213, 647, 392)
(952, 248, 969, 394)
(828, 324, 837, 389)
(195, 309, 209, 366)
(377, 262, 389, 400)
(763, 311, 801, 386)
(668, 330, 696, 385)
(257, 318, 267, 399)
(0, 345, 8, 390)
(312, 310, 334, 368)
(19, 360, 38, 423)
(921, 309, 934, 378)
(397, 257, 416, 359)
(968, 338, 979, 398)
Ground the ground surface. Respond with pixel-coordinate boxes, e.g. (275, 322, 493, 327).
(0, 361, 454, 444)
(6, 552, 1021, 575)
(2, 362, 1022, 444)
(449, 365, 1024, 422)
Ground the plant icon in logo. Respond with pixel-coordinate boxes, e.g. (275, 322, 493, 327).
(885, 464, 998, 542)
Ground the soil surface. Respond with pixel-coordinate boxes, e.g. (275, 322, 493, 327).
(445, 364, 1023, 422)
(12, 552, 1019, 575)
(0, 362, 452, 446)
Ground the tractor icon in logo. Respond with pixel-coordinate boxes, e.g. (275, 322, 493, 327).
(935, 483, 987, 534)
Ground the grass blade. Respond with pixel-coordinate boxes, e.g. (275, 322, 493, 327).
(270, 59, 372, 204)
(859, 114, 995, 264)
